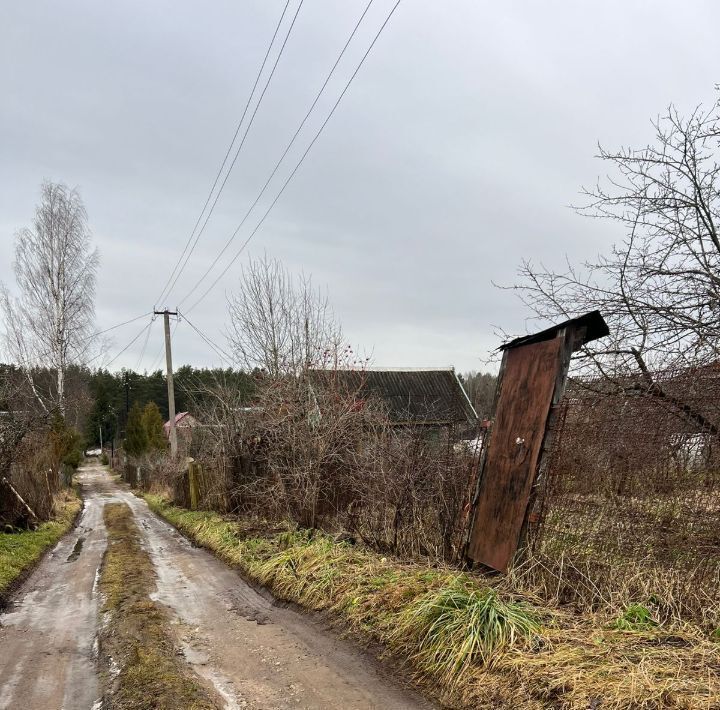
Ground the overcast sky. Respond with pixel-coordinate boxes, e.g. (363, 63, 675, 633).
(1, 1, 717, 373)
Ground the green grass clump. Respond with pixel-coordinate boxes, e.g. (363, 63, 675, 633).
(253, 535, 351, 607)
(0, 491, 81, 599)
(392, 576, 540, 684)
(611, 603, 657, 631)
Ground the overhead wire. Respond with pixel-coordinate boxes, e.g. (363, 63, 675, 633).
(98, 320, 155, 370)
(179, 310, 236, 365)
(88, 312, 155, 340)
(182, 0, 403, 314)
(134, 315, 156, 371)
(154, 0, 292, 308)
(177, 0, 375, 310)
(159, 0, 305, 306)
(11, 311, 153, 370)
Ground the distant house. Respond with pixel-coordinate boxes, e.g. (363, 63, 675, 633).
(163, 412, 199, 442)
(308, 367, 478, 435)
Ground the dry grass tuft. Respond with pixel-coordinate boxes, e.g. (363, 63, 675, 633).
(482, 618, 720, 709)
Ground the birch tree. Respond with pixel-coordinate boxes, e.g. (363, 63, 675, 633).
(1, 181, 99, 413)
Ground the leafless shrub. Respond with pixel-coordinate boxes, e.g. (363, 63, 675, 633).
(342, 425, 475, 559)
(186, 369, 475, 561)
(0, 377, 67, 526)
(131, 451, 186, 497)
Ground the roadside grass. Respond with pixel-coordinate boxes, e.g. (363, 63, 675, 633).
(528, 503, 720, 626)
(100, 503, 220, 710)
(611, 603, 657, 631)
(145, 495, 720, 709)
(392, 578, 540, 685)
(0, 488, 81, 602)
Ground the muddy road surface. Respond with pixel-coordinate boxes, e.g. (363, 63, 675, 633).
(0, 463, 432, 710)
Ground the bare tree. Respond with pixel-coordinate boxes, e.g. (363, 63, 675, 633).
(227, 255, 343, 376)
(512, 99, 720, 390)
(1, 181, 98, 413)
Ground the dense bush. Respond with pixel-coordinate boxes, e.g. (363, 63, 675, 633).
(188, 375, 476, 561)
(0, 412, 83, 526)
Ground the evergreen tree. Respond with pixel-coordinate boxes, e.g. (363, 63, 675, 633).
(141, 401, 166, 451)
(124, 401, 147, 457)
(50, 412, 84, 471)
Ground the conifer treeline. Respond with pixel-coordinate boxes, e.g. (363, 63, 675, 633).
(0, 363, 254, 448)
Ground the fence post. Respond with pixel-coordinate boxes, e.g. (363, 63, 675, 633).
(189, 462, 199, 511)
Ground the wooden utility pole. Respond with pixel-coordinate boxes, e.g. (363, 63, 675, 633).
(155, 309, 178, 459)
(123, 371, 131, 433)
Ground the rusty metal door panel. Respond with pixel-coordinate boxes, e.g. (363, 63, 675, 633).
(467, 337, 563, 571)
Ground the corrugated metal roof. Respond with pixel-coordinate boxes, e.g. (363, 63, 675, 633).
(309, 368, 477, 425)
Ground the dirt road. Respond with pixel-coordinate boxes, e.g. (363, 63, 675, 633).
(0, 463, 432, 710)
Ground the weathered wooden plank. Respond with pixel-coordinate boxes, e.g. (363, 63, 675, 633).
(467, 337, 563, 571)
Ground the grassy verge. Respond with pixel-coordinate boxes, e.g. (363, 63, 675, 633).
(0, 488, 81, 604)
(99, 502, 220, 709)
(145, 495, 720, 708)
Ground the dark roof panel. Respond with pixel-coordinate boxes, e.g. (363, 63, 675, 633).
(309, 368, 477, 425)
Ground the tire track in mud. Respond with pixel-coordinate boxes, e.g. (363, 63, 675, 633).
(97, 501, 221, 709)
(0, 464, 107, 710)
(116, 474, 433, 709)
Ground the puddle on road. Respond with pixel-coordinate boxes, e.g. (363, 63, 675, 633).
(66, 537, 85, 562)
(183, 644, 210, 665)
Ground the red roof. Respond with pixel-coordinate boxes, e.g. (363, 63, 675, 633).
(163, 412, 195, 436)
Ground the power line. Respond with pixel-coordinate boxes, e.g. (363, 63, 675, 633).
(183, 0, 403, 313)
(102, 320, 155, 370)
(177, 0, 375, 310)
(11, 311, 153, 370)
(90, 312, 155, 340)
(134, 315, 156, 371)
(159, 0, 305, 306)
(154, 0, 292, 308)
(179, 311, 236, 365)
(84, 315, 155, 368)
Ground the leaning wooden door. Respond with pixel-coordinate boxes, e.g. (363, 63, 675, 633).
(467, 337, 563, 571)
